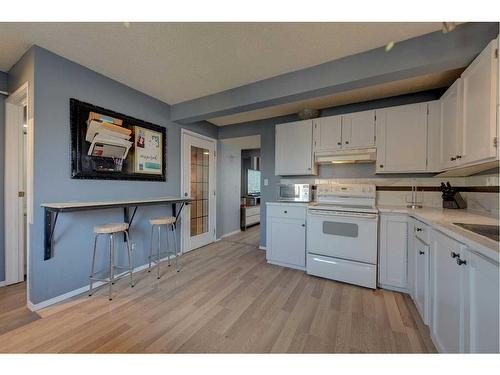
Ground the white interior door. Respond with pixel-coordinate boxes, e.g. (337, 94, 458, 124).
(4, 87, 28, 286)
(181, 130, 216, 252)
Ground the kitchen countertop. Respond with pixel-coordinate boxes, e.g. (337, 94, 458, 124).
(378, 205, 499, 261)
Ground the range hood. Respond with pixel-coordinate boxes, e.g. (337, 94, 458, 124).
(315, 148, 377, 164)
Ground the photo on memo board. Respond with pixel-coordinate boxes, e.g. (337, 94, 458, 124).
(70, 98, 167, 181)
(133, 126, 163, 174)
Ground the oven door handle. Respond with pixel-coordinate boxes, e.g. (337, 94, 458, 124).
(307, 210, 378, 220)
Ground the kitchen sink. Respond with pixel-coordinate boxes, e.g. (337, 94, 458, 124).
(453, 223, 499, 242)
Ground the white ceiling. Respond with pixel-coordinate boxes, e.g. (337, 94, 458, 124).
(0, 22, 444, 105)
(209, 69, 463, 125)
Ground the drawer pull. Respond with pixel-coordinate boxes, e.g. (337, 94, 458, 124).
(456, 258, 467, 266)
(419, 250, 425, 255)
(451, 251, 460, 259)
(284, 210, 287, 214)
(416, 228, 423, 232)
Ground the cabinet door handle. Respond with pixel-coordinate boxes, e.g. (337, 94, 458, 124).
(345, 141, 349, 144)
(456, 155, 462, 159)
(419, 250, 425, 255)
(456, 258, 467, 266)
(451, 251, 460, 259)
(301, 224, 306, 227)
(283, 210, 287, 214)
(379, 164, 384, 168)
(450, 156, 457, 161)
(416, 228, 422, 232)
(337, 142, 342, 146)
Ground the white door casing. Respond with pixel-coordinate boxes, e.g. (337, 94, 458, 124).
(4, 82, 31, 287)
(180, 129, 216, 253)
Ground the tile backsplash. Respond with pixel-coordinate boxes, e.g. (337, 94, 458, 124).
(281, 173, 499, 217)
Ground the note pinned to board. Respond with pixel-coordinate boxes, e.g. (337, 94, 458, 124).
(133, 126, 163, 174)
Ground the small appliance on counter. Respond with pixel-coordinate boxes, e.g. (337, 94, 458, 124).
(440, 182, 467, 209)
(276, 183, 313, 202)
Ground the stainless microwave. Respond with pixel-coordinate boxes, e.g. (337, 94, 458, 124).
(277, 184, 312, 202)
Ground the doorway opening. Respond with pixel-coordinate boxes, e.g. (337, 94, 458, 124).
(218, 135, 261, 239)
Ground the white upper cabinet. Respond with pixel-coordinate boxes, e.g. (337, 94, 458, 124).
(427, 100, 442, 172)
(341, 110, 376, 149)
(440, 79, 463, 169)
(313, 110, 375, 153)
(275, 119, 316, 175)
(313, 115, 342, 152)
(376, 103, 428, 173)
(461, 39, 498, 166)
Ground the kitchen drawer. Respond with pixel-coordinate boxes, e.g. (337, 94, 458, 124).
(414, 221, 430, 244)
(267, 204, 306, 220)
(246, 214, 260, 225)
(307, 253, 377, 289)
(246, 206, 260, 216)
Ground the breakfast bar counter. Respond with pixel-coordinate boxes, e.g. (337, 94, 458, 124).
(41, 196, 191, 260)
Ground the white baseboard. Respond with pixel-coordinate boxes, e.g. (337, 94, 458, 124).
(0, 280, 6, 288)
(27, 254, 174, 312)
(220, 229, 241, 239)
(258, 246, 267, 251)
(378, 283, 409, 294)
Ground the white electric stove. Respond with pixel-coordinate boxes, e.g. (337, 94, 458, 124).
(306, 183, 378, 289)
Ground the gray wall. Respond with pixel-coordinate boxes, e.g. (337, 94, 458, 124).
(0, 71, 7, 92)
(8, 46, 217, 304)
(0, 92, 5, 282)
(218, 89, 444, 247)
(218, 141, 242, 237)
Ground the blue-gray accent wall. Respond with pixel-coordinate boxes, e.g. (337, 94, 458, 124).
(218, 89, 444, 248)
(8, 46, 216, 303)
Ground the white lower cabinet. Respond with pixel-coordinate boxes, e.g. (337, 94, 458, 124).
(404, 217, 500, 353)
(462, 249, 500, 353)
(414, 236, 430, 325)
(266, 203, 306, 270)
(430, 229, 466, 353)
(378, 213, 408, 290)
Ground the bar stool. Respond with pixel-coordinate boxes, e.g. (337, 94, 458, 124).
(148, 216, 179, 279)
(89, 222, 134, 301)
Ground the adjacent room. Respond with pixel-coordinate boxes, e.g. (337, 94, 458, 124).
(0, 14, 499, 362)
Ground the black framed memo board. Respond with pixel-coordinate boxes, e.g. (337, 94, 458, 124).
(70, 99, 167, 181)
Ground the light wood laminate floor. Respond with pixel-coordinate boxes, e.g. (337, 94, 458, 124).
(0, 225, 436, 353)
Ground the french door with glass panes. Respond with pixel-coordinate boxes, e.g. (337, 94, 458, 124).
(181, 130, 216, 252)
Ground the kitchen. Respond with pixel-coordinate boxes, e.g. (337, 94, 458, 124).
(0, 18, 499, 364)
(265, 36, 499, 353)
